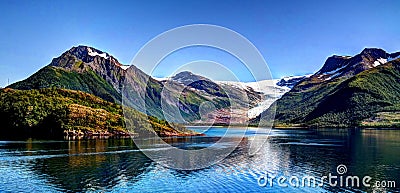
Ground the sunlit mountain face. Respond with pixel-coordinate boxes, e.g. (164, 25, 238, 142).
(255, 48, 400, 128)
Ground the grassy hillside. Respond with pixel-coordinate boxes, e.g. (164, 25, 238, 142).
(9, 66, 121, 103)
(0, 88, 190, 139)
(258, 58, 400, 128)
(9, 64, 232, 124)
(305, 59, 400, 127)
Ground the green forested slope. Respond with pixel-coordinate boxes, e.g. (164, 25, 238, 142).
(9, 66, 121, 103)
(258, 58, 400, 127)
(0, 88, 188, 138)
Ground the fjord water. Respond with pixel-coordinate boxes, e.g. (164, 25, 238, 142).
(0, 128, 399, 192)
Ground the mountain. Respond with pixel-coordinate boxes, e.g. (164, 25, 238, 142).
(9, 46, 127, 103)
(157, 71, 265, 124)
(7, 45, 267, 124)
(157, 72, 291, 123)
(311, 48, 400, 82)
(256, 48, 400, 127)
(171, 71, 228, 97)
(218, 79, 290, 119)
(7, 46, 220, 122)
(0, 88, 191, 139)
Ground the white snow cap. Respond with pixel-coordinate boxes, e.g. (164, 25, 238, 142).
(87, 47, 109, 59)
(119, 65, 130, 70)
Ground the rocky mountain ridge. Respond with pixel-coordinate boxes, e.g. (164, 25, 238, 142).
(255, 48, 400, 128)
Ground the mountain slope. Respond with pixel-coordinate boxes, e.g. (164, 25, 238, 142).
(9, 46, 126, 103)
(9, 66, 121, 103)
(7, 46, 203, 121)
(304, 59, 400, 126)
(171, 71, 228, 97)
(8, 45, 265, 124)
(150, 71, 264, 124)
(0, 88, 191, 139)
(256, 48, 400, 127)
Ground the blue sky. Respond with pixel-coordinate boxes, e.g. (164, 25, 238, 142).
(0, 0, 399, 86)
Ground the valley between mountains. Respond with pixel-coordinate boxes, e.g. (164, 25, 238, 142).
(1, 45, 400, 138)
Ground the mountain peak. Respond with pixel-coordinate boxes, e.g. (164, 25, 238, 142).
(45, 45, 127, 93)
(315, 48, 395, 79)
(174, 71, 195, 77)
(49, 45, 125, 71)
(67, 45, 114, 63)
(316, 55, 350, 75)
(360, 48, 387, 55)
(171, 71, 209, 85)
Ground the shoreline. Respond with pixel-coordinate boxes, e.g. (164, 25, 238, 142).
(185, 124, 400, 130)
(2, 126, 399, 141)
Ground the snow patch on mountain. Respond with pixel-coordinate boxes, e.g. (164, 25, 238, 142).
(218, 79, 289, 95)
(119, 65, 130, 70)
(246, 98, 276, 118)
(87, 48, 109, 59)
(281, 75, 310, 81)
(321, 65, 347, 81)
(373, 58, 387, 67)
(153, 77, 169, 81)
(322, 65, 346, 75)
(218, 79, 290, 119)
(276, 74, 312, 88)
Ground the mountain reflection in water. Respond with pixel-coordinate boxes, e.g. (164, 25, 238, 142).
(0, 128, 399, 192)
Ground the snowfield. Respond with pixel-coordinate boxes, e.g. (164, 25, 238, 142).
(218, 79, 290, 118)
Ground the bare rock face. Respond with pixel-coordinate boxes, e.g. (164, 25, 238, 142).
(49, 45, 127, 93)
(313, 48, 400, 82)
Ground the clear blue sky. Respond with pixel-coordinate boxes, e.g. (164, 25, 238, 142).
(1, 0, 399, 86)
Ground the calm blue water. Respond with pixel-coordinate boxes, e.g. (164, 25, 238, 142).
(0, 127, 399, 192)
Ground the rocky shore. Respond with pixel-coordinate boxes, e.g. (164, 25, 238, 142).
(63, 130, 137, 139)
(63, 129, 204, 139)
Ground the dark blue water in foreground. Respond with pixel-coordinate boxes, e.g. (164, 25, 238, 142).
(0, 127, 399, 192)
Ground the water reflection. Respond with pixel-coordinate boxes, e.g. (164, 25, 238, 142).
(39, 139, 152, 192)
(0, 128, 399, 192)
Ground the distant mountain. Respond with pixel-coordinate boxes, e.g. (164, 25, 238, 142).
(218, 79, 290, 119)
(157, 72, 290, 122)
(171, 71, 207, 85)
(255, 48, 400, 127)
(171, 71, 228, 97)
(160, 71, 265, 124)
